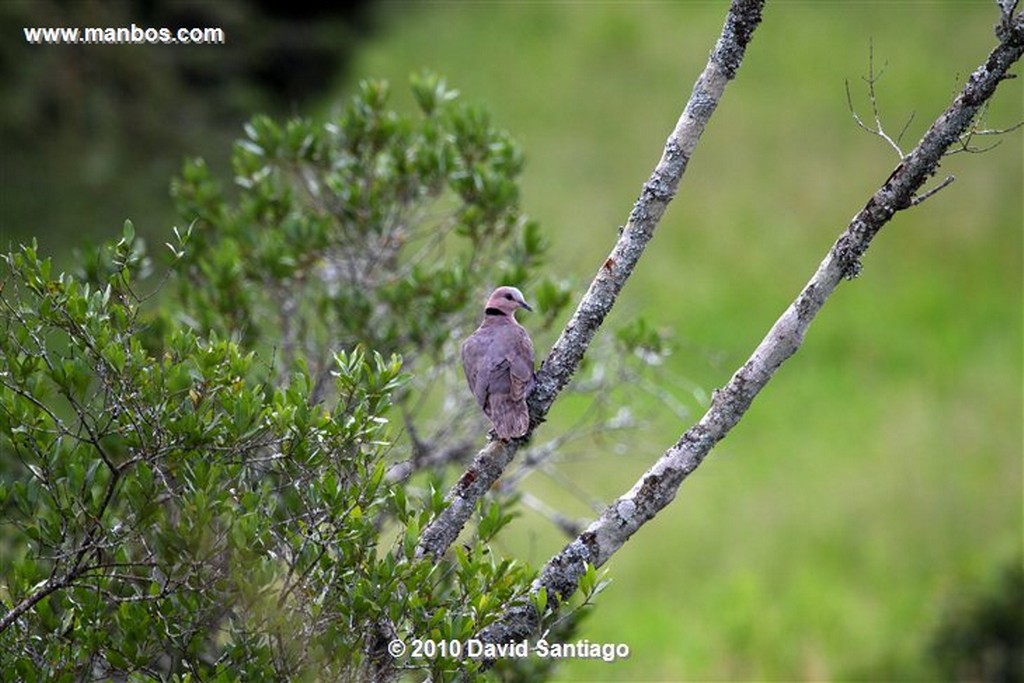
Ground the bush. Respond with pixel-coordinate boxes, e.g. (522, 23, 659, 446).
(0, 74, 572, 681)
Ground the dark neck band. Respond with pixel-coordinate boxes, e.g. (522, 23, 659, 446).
(485, 307, 506, 316)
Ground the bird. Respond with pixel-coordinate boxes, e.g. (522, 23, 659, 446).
(461, 286, 536, 440)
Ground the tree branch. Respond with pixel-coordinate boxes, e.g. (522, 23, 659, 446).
(0, 575, 72, 634)
(845, 40, 912, 158)
(413, 0, 767, 562)
(909, 174, 956, 206)
(476, 5, 1024, 648)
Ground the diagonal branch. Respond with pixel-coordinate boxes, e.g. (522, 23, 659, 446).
(477, 5, 1024, 648)
(413, 0, 767, 561)
(0, 575, 74, 634)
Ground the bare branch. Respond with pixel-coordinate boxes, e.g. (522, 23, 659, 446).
(972, 121, 1024, 135)
(896, 110, 917, 148)
(518, 492, 585, 538)
(476, 5, 1024, 650)
(413, 0, 767, 562)
(910, 175, 956, 206)
(948, 113, 1024, 155)
(998, 0, 1021, 32)
(845, 40, 908, 158)
(384, 438, 476, 484)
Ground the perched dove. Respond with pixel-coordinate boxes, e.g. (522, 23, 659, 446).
(461, 286, 536, 440)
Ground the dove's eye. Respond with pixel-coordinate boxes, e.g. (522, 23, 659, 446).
(505, 293, 513, 300)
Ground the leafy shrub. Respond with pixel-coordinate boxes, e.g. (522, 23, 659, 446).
(0, 74, 572, 682)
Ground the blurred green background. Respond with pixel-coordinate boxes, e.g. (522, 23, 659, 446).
(2, 2, 1021, 681)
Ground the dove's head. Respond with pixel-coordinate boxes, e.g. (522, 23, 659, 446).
(484, 286, 533, 317)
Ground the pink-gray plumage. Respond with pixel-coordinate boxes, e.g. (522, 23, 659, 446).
(461, 286, 536, 440)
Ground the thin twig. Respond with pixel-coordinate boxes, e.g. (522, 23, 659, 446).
(845, 40, 907, 158)
(948, 117, 1024, 155)
(910, 175, 956, 206)
(518, 492, 584, 538)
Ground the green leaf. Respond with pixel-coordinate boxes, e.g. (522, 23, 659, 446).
(535, 586, 548, 616)
(579, 562, 597, 596)
(401, 516, 420, 559)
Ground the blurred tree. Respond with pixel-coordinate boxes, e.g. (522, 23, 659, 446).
(0, 0, 375, 251)
(931, 560, 1024, 683)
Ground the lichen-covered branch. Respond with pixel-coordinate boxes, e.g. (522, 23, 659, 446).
(413, 0, 767, 561)
(477, 5, 1024, 647)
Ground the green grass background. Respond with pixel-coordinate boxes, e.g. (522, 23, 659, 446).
(340, 2, 1022, 681)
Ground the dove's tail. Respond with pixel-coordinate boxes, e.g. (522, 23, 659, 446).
(489, 396, 530, 440)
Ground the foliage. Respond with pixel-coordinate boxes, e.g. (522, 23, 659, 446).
(167, 74, 567, 439)
(0, 75, 573, 681)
